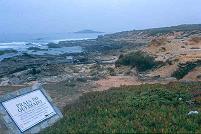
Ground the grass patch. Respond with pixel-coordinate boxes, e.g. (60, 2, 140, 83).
(42, 83, 201, 133)
(115, 51, 158, 72)
(172, 61, 201, 80)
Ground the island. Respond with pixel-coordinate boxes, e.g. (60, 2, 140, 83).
(74, 29, 103, 34)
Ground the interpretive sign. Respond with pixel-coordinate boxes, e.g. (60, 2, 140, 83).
(2, 90, 56, 132)
(0, 84, 63, 134)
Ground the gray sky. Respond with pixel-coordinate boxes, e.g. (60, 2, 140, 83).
(0, 0, 201, 34)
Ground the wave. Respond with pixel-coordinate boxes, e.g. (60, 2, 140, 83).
(0, 42, 47, 50)
(0, 41, 27, 45)
(51, 37, 92, 43)
(0, 37, 92, 49)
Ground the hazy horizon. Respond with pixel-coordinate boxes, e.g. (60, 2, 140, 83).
(0, 0, 201, 34)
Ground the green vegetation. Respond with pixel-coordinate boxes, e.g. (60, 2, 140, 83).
(42, 83, 201, 133)
(0, 49, 17, 55)
(107, 67, 116, 76)
(141, 24, 201, 36)
(116, 51, 157, 72)
(172, 61, 201, 80)
(102, 24, 201, 40)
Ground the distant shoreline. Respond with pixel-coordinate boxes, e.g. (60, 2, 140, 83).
(74, 29, 104, 34)
(0, 32, 103, 44)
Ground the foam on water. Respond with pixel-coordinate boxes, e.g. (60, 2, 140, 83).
(0, 42, 27, 49)
(51, 38, 91, 43)
(0, 33, 104, 61)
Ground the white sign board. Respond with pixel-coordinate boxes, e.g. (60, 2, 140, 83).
(2, 90, 56, 132)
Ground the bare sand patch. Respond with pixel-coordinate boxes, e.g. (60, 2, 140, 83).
(95, 76, 142, 91)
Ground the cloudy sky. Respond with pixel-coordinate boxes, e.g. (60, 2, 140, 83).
(0, 0, 201, 33)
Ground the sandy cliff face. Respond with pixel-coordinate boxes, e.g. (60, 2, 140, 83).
(142, 31, 201, 81)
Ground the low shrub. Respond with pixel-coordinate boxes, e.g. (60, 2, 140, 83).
(172, 61, 201, 80)
(107, 67, 116, 76)
(115, 51, 157, 72)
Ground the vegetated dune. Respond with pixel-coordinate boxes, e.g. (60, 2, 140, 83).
(96, 25, 201, 89)
(40, 24, 201, 132)
(142, 33, 201, 81)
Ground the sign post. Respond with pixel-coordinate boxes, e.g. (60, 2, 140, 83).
(0, 84, 63, 134)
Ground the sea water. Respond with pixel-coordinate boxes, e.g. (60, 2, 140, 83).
(0, 33, 102, 61)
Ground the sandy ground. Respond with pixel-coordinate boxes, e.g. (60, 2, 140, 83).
(0, 75, 143, 109)
(95, 76, 142, 91)
(143, 36, 201, 79)
(0, 74, 179, 110)
(182, 67, 201, 81)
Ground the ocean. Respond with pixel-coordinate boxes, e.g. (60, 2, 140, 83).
(0, 33, 103, 61)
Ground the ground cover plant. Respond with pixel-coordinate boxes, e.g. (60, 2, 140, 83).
(42, 82, 201, 133)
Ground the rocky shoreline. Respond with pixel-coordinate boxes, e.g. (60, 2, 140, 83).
(1, 24, 201, 109)
(0, 33, 148, 110)
(0, 33, 146, 85)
